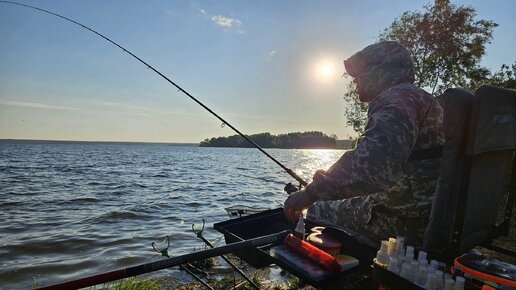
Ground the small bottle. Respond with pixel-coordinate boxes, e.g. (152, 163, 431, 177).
(425, 273, 437, 290)
(387, 257, 399, 274)
(388, 237, 397, 256)
(396, 236, 405, 251)
(435, 270, 444, 290)
(294, 216, 305, 239)
(416, 264, 428, 287)
(443, 278, 455, 290)
(428, 259, 439, 274)
(418, 250, 427, 264)
(404, 246, 415, 263)
(400, 262, 412, 280)
(397, 251, 404, 268)
(410, 260, 420, 282)
(453, 276, 465, 290)
(376, 240, 390, 266)
(419, 257, 429, 268)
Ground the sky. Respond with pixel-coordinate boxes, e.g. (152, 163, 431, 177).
(0, 0, 515, 143)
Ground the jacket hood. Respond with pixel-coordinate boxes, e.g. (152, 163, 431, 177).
(344, 41, 415, 102)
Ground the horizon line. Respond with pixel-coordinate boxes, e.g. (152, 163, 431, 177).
(0, 138, 201, 145)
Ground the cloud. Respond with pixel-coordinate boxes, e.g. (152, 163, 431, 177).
(265, 50, 278, 61)
(0, 101, 81, 111)
(211, 15, 241, 28)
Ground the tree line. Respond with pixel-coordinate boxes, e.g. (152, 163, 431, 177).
(344, 0, 516, 134)
(199, 131, 338, 149)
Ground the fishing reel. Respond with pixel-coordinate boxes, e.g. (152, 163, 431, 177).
(284, 182, 302, 195)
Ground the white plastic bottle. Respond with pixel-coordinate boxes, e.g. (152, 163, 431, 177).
(425, 273, 438, 290)
(416, 264, 428, 287)
(294, 216, 305, 239)
(376, 240, 391, 266)
(453, 276, 465, 290)
(387, 257, 399, 274)
(443, 278, 455, 290)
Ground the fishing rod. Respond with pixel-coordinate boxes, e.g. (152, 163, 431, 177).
(0, 0, 308, 188)
(35, 230, 290, 290)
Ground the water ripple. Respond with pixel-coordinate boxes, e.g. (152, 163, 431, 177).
(0, 141, 344, 289)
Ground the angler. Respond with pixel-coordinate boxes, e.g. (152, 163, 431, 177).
(3, 2, 514, 290)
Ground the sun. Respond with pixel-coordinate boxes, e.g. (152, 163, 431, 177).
(314, 61, 336, 82)
(321, 65, 332, 76)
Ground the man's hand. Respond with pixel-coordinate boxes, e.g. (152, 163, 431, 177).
(284, 190, 315, 221)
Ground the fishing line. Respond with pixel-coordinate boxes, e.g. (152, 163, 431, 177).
(68, 55, 185, 140)
(0, 0, 308, 187)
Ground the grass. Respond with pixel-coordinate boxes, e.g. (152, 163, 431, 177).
(99, 276, 164, 290)
(79, 269, 316, 290)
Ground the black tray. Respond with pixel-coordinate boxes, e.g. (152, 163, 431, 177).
(214, 208, 375, 286)
(214, 208, 300, 267)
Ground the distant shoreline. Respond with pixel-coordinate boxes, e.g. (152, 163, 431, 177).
(0, 139, 353, 149)
(0, 139, 200, 147)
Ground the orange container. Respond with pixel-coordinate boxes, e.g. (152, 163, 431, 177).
(307, 232, 342, 256)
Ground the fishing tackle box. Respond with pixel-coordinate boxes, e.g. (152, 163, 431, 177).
(214, 208, 376, 285)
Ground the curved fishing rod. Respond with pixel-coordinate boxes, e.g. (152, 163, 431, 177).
(0, 0, 308, 187)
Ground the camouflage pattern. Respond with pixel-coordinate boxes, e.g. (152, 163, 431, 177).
(344, 41, 416, 102)
(306, 41, 444, 246)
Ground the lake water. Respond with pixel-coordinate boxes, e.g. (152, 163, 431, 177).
(0, 140, 345, 289)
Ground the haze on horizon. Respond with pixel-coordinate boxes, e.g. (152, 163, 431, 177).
(1, 0, 515, 143)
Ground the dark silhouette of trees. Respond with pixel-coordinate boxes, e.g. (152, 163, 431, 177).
(200, 131, 338, 149)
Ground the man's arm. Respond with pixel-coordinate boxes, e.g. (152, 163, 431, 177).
(305, 93, 419, 202)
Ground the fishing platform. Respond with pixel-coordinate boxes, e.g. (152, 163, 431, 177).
(212, 85, 516, 289)
(32, 86, 515, 290)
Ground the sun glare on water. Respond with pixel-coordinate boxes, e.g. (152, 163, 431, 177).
(293, 149, 344, 180)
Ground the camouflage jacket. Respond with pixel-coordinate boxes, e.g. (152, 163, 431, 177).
(305, 42, 444, 220)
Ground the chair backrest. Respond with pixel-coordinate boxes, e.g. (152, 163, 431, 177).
(424, 85, 516, 261)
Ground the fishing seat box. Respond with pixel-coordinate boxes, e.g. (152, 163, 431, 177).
(372, 85, 516, 290)
(214, 208, 379, 286)
(423, 85, 516, 262)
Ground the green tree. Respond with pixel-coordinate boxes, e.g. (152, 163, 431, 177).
(344, 0, 506, 133)
(199, 131, 337, 149)
(380, 0, 497, 95)
(485, 62, 516, 89)
(343, 79, 368, 134)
